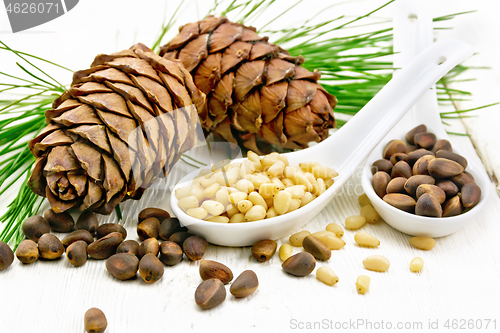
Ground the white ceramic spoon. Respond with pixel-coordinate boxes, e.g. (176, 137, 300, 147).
(361, 1, 490, 237)
(171, 39, 474, 246)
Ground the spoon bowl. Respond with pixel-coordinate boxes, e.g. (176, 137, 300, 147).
(171, 39, 475, 246)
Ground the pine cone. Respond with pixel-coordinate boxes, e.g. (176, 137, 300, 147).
(159, 16, 337, 153)
(28, 43, 206, 214)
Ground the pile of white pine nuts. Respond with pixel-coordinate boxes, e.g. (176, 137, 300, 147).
(175, 151, 339, 223)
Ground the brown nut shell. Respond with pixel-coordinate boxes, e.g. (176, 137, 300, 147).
(386, 177, 408, 194)
(251, 239, 277, 262)
(302, 235, 331, 261)
(38, 233, 64, 260)
(44, 209, 74, 233)
(159, 217, 187, 240)
(428, 158, 464, 179)
(390, 153, 407, 165)
(230, 270, 259, 298)
(199, 259, 233, 284)
(61, 229, 94, 248)
(96, 223, 127, 240)
(137, 217, 160, 241)
(159, 241, 183, 266)
(139, 253, 164, 283)
(84, 308, 107, 333)
(371, 159, 393, 175)
(282, 252, 316, 277)
(116, 240, 140, 256)
(461, 183, 481, 209)
(195, 278, 226, 310)
(416, 184, 446, 204)
(415, 193, 442, 217)
(414, 132, 437, 150)
(450, 172, 475, 189)
(383, 140, 407, 159)
(413, 155, 435, 175)
(435, 150, 468, 169)
(442, 196, 463, 217)
(183, 236, 208, 261)
(168, 231, 193, 247)
(383, 193, 416, 213)
(432, 139, 452, 153)
(391, 161, 412, 179)
(406, 149, 434, 166)
(106, 253, 139, 280)
(138, 238, 160, 259)
(66, 240, 88, 267)
(76, 211, 99, 236)
(0, 241, 14, 270)
(138, 207, 170, 223)
(15, 239, 39, 264)
(22, 215, 50, 243)
(436, 180, 459, 198)
(404, 175, 435, 197)
(405, 124, 427, 145)
(372, 171, 391, 198)
(87, 232, 124, 260)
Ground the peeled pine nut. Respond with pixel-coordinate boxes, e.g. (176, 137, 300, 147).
(244, 205, 267, 221)
(203, 183, 220, 198)
(199, 177, 216, 188)
(266, 207, 277, 219)
(360, 205, 381, 224)
(270, 177, 285, 190)
(229, 192, 248, 205)
(284, 166, 299, 179)
(325, 223, 344, 238)
(175, 186, 191, 200)
(226, 204, 239, 218)
(259, 183, 280, 198)
(358, 193, 371, 207)
(316, 266, 339, 286)
(312, 231, 345, 250)
(240, 160, 256, 177)
(246, 174, 270, 188)
(186, 207, 208, 220)
(229, 213, 245, 223)
(324, 178, 334, 189)
(253, 161, 263, 172)
(235, 179, 254, 193)
(363, 255, 390, 272)
(285, 185, 306, 199)
(345, 216, 367, 230)
(289, 230, 311, 247)
(356, 275, 370, 294)
(178, 196, 199, 210)
(316, 178, 326, 195)
(264, 197, 274, 209)
(206, 216, 230, 223)
(287, 199, 301, 213)
(409, 237, 436, 250)
(299, 161, 321, 172)
(274, 191, 292, 215)
(293, 173, 313, 192)
(300, 192, 315, 207)
(248, 192, 267, 210)
(279, 244, 293, 261)
(277, 155, 289, 166)
(261, 156, 279, 168)
(267, 160, 285, 177)
(410, 257, 424, 272)
(237, 200, 253, 214)
(247, 151, 260, 162)
(354, 231, 380, 247)
(312, 165, 338, 179)
(201, 200, 225, 216)
(282, 178, 294, 187)
(215, 189, 230, 205)
(190, 184, 205, 201)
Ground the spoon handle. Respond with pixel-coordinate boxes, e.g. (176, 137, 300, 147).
(306, 39, 474, 173)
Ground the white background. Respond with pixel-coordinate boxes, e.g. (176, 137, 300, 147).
(1, 0, 500, 332)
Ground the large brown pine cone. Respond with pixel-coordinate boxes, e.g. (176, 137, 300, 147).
(159, 16, 337, 153)
(28, 43, 205, 214)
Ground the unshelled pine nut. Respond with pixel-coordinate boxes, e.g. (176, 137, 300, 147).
(289, 230, 311, 247)
(237, 200, 253, 214)
(354, 231, 380, 247)
(274, 191, 292, 215)
(279, 244, 293, 261)
(325, 223, 344, 238)
(229, 213, 245, 223)
(202, 200, 225, 216)
(175, 186, 191, 200)
(360, 205, 381, 224)
(248, 192, 268, 210)
(178, 196, 199, 210)
(312, 165, 338, 179)
(410, 257, 424, 272)
(363, 255, 390, 272)
(312, 231, 345, 250)
(206, 216, 230, 223)
(358, 193, 371, 207)
(345, 216, 366, 230)
(244, 206, 266, 222)
(316, 266, 339, 286)
(409, 237, 436, 250)
(186, 207, 208, 220)
(259, 183, 280, 198)
(356, 275, 370, 294)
